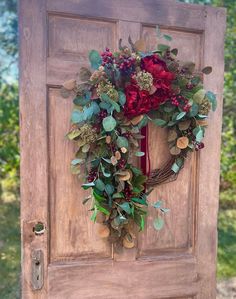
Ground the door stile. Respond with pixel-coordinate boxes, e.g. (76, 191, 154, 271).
(197, 6, 226, 299)
(19, 0, 49, 298)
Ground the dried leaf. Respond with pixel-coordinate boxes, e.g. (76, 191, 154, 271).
(63, 79, 76, 90)
(196, 119, 208, 126)
(79, 67, 92, 81)
(178, 120, 191, 131)
(118, 170, 131, 181)
(170, 146, 181, 155)
(96, 212, 106, 224)
(168, 130, 178, 142)
(131, 114, 144, 126)
(177, 136, 189, 149)
(111, 156, 118, 166)
(60, 87, 71, 98)
(123, 234, 135, 249)
(115, 151, 121, 160)
(121, 147, 128, 153)
(97, 224, 110, 238)
(134, 38, 146, 52)
(106, 135, 111, 144)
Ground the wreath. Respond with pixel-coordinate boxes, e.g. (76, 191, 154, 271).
(61, 31, 216, 249)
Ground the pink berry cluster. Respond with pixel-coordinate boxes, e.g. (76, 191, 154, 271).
(171, 95, 191, 112)
(195, 142, 205, 151)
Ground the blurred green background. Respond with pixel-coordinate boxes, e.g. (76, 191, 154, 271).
(0, 0, 235, 298)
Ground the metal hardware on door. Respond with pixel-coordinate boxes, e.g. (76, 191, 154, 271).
(33, 222, 46, 235)
(31, 249, 44, 290)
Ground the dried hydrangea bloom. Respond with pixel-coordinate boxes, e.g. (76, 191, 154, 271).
(134, 71, 153, 91)
(97, 79, 119, 102)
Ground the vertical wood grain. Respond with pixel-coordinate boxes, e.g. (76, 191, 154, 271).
(19, 0, 48, 298)
(197, 6, 226, 299)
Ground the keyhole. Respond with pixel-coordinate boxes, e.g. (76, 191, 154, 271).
(35, 261, 40, 266)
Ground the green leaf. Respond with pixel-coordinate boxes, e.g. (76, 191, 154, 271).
(193, 89, 206, 103)
(176, 111, 186, 120)
(163, 34, 172, 41)
(82, 182, 95, 189)
(152, 200, 162, 209)
(189, 103, 199, 117)
(70, 165, 81, 174)
(118, 90, 126, 105)
(93, 190, 105, 202)
(140, 215, 145, 231)
(102, 116, 117, 132)
(102, 157, 112, 164)
(95, 179, 105, 191)
(71, 158, 84, 166)
(171, 48, 178, 56)
(158, 44, 170, 52)
(171, 162, 180, 173)
(105, 184, 115, 195)
(89, 50, 102, 70)
(67, 129, 81, 140)
(112, 192, 124, 199)
(91, 206, 98, 222)
(202, 66, 212, 75)
(206, 91, 217, 111)
(100, 164, 111, 177)
(73, 95, 89, 106)
(119, 202, 131, 214)
(71, 110, 84, 124)
(152, 118, 167, 126)
(97, 204, 110, 215)
(135, 151, 145, 157)
(101, 93, 120, 113)
(153, 217, 164, 231)
(193, 127, 204, 142)
(116, 136, 129, 148)
(160, 208, 170, 213)
(138, 115, 148, 129)
(131, 197, 148, 206)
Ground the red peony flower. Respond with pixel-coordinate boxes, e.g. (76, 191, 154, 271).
(141, 54, 175, 100)
(124, 83, 164, 118)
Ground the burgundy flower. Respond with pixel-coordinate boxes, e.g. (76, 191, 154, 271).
(124, 55, 175, 118)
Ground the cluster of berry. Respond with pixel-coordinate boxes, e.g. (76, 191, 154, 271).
(116, 55, 136, 74)
(171, 95, 191, 112)
(101, 48, 114, 68)
(87, 168, 98, 182)
(123, 184, 133, 199)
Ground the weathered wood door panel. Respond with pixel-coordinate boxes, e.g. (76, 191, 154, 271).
(19, 1, 226, 298)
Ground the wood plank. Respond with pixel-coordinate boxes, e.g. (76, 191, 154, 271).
(48, 257, 198, 299)
(47, 0, 206, 31)
(19, 0, 48, 298)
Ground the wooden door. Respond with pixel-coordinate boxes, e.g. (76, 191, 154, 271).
(19, 1, 226, 298)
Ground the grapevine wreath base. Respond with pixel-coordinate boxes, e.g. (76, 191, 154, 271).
(61, 31, 216, 249)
